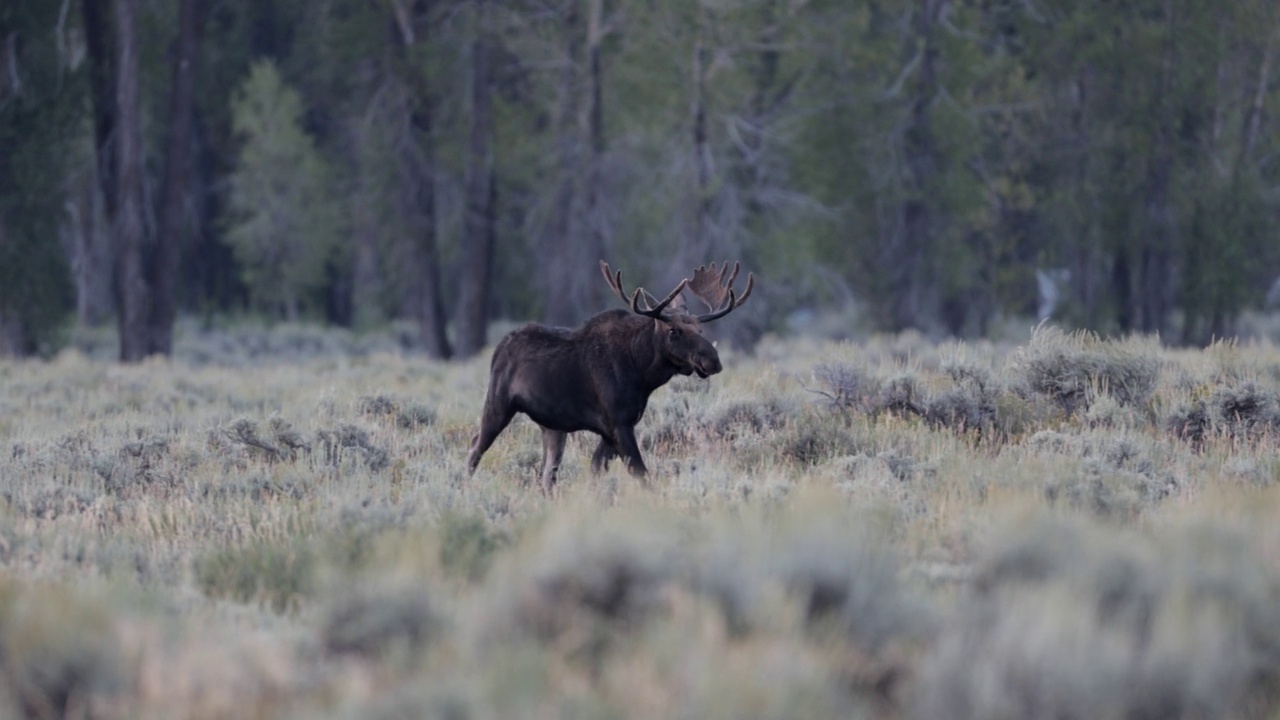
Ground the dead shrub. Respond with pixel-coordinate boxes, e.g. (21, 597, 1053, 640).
(809, 362, 877, 415)
(316, 424, 389, 471)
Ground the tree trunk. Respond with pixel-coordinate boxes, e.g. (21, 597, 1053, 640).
(71, 166, 111, 327)
(541, 0, 584, 327)
(454, 0, 497, 358)
(408, 77, 452, 358)
(1067, 72, 1104, 329)
(112, 0, 148, 362)
(0, 218, 21, 356)
(542, 0, 608, 327)
(1135, 0, 1177, 336)
(741, 0, 780, 223)
(584, 0, 606, 288)
(82, 0, 117, 223)
(390, 0, 452, 358)
(689, 6, 712, 264)
(149, 0, 205, 355)
(889, 0, 944, 332)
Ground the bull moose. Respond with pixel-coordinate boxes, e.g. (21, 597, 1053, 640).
(466, 261, 754, 489)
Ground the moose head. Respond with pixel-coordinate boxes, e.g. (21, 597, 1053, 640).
(600, 260, 754, 380)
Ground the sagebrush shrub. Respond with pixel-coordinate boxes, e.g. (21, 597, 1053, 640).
(776, 518, 921, 653)
(915, 517, 1280, 720)
(438, 513, 507, 583)
(0, 581, 121, 719)
(1212, 381, 1280, 439)
(493, 521, 677, 646)
(1010, 326, 1161, 415)
(708, 398, 789, 440)
(876, 374, 927, 418)
(322, 584, 438, 660)
(195, 540, 317, 613)
(774, 413, 864, 467)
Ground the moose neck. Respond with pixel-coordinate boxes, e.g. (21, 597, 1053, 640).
(628, 318, 681, 392)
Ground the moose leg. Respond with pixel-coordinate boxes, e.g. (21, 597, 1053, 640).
(466, 401, 516, 475)
(590, 438, 618, 473)
(540, 429, 567, 491)
(614, 425, 648, 477)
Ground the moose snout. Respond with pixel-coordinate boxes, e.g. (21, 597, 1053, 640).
(694, 353, 723, 379)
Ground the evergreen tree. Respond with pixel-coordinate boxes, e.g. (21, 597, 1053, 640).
(222, 60, 342, 320)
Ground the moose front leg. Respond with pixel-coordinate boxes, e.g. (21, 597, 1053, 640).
(614, 425, 648, 477)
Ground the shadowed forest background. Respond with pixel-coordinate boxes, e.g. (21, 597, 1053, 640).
(4, 0, 1280, 360)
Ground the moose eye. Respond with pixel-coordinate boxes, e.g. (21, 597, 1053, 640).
(668, 327, 681, 337)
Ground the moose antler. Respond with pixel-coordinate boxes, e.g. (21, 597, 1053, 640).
(687, 261, 754, 322)
(600, 261, 689, 319)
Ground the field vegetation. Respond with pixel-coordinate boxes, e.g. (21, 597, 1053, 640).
(3, 323, 1280, 718)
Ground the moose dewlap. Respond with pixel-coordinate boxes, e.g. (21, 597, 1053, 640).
(466, 261, 754, 490)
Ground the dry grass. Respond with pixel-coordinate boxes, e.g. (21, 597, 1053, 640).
(2, 323, 1280, 718)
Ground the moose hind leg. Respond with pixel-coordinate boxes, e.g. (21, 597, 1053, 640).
(467, 401, 516, 475)
(540, 429, 567, 491)
(591, 437, 618, 473)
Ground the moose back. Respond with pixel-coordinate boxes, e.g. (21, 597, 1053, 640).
(466, 261, 753, 490)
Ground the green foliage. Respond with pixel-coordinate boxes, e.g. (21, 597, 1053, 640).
(0, 4, 81, 354)
(222, 59, 343, 320)
(5, 0, 1280, 345)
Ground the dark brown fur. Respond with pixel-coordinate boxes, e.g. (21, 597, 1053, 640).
(467, 262, 752, 490)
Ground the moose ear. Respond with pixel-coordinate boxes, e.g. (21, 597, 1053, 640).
(666, 293, 687, 313)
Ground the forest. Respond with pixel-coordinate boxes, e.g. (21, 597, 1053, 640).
(3, 0, 1280, 359)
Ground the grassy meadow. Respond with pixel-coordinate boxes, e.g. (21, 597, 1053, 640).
(3, 322, 1280, 719)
